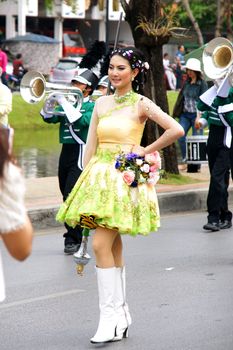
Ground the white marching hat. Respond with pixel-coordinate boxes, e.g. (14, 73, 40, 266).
(72, 68, 99, 88)
(184, 58, 202, 72)
(98, 75, 109, 88)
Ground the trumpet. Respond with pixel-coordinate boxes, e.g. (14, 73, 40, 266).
(20, 70, 83, 115)
(202, 37, 233, 81)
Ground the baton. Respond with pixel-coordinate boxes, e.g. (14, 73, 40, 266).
(107, 12, 123, 95)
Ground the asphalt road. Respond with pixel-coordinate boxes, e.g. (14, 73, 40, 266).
(1, 211, 233, 350)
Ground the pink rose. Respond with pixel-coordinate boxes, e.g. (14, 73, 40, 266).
(145, 151, 161, 168)
(122, 170, 135, 186)
(150, 164, 158, 172)
(147, 173, 160, 185)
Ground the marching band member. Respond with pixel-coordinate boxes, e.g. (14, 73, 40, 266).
(40, 69, 98, 254)
(91, 75, 114, 101)
(196, 90, 233, 231)
(195, 42, 233, 231)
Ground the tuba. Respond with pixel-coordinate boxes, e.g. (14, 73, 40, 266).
(20, 70, 83, 115)
(202, 37, 233, 81)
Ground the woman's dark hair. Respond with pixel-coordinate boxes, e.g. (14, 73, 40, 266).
(110, 46, 149, 94)
(187, 70, 203, 81)
(0, 126, 12, 180)
(195, 71, 203, 81)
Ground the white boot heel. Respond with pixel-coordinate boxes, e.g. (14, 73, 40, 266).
(90, 267, 118, 344)
(113, 266, 132, 342)
(113, 326, 129, 341)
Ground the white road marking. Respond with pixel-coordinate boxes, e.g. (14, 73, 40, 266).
(0, 289, 85, 309)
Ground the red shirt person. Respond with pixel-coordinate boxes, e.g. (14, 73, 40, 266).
(13, 54, 24, 76)
(0, 46, 8, 86)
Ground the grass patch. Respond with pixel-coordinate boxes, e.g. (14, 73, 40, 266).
(13, 128, 60, 152)
(9, 94, 57, 130)
(167, 90, 178, 115)
(158, 172, 201, 185)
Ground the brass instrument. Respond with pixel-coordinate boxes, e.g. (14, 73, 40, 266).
(202, 37, 233, 81)
(20, 71, 83, 114)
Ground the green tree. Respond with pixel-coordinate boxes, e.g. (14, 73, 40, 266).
(172, 0, 233, 40)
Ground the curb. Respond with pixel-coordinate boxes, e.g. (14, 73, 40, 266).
(28, 187, 233, 230)
(157, 188, 208, 214)
(28, 205, 61, 230)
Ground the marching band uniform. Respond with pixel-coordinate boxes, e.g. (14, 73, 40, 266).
(197, 84, 233, 231)
(41, 69, 98, 253)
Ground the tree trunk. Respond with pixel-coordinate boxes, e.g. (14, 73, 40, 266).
(225, 0, 233, 41)
(121, 0, 180, 173)
(215, 0, 224, 37)
(181, 0, 204, 46)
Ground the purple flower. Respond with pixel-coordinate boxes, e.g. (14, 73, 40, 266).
(125, 152, 138, 161)
(115, 161, 122, 169)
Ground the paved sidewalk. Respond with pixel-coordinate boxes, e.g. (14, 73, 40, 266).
(24, 164, 233, 229)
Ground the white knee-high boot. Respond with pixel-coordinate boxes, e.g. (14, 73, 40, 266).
(90, 267, 118, 344)
(113, 266, 132, 341)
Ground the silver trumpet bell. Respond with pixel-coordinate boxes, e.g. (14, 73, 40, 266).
(202, 37, 233, 81)
(20, 70, 83, 114)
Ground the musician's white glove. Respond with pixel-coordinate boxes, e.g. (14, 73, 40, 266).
(57, 96, 82, 123)
(55, 94, 66, 106)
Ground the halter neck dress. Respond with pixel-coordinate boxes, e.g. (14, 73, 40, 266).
(56, 92, 160, 236)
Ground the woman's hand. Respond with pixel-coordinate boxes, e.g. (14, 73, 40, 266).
(194, 117, 201, 129)
(132, 145, 146, 157)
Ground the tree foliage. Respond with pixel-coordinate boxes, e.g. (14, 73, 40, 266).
(167, 0, 232, 37)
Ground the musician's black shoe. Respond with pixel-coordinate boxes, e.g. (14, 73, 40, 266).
(203, 222, 220, 232)
(219, 220, 232, 230)
(64, 243, 80, 255)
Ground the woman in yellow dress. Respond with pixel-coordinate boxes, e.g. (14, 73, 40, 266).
(56, 47, 184, 344)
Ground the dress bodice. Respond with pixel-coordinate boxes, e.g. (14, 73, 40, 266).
(97, 93, 145, 146)
(97, 114, 145, 145)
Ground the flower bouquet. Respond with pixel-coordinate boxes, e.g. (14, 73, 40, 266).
(115, 151, 161, 187)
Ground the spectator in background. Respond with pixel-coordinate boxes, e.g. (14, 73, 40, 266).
(0, 125, 33, 302)
(13, 53, 25, 77)
(0, 45, 8, 86)
(0, 67, 12, 126)
(175, 56, 183, 90)
(163, 53, 177, 90)
(175, 45, 186, 90)
(175, 45, 185, 66)
(173, 58, 208, 167)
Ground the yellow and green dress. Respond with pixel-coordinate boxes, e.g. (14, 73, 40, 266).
(56, 91, 160, 236)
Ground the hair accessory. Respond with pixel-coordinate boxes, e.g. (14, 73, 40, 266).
(111, 48, 148, 73)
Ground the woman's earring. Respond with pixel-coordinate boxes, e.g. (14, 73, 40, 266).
(131, 76, 134, 81)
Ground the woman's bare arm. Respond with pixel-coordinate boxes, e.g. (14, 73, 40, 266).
(1, 215, 33, 261)
(138, 97, 184, 154)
